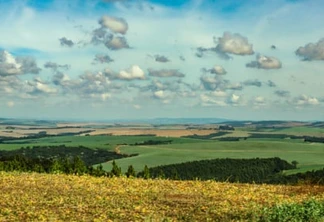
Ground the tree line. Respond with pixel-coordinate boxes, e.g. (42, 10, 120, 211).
(1, 149, 323, 185)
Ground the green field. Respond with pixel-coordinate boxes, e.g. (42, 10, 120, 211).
(100, 139, 324, 173)
(0, 135, 204, 151)
(1, 132, 324, 176)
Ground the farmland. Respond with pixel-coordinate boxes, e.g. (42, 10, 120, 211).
(1, 119, 324, 175)
(1, 119, 324, 220)
(1, 172, 324, 221)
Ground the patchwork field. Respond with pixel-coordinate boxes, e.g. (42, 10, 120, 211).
(1, 119, 324, 175)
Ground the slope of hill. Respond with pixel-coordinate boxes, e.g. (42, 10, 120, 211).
(0, 172, 323, 221)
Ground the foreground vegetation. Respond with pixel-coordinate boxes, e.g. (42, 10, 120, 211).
(1, 172, 324, 221)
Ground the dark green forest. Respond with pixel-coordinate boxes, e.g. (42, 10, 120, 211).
(138, 157, 295, 183)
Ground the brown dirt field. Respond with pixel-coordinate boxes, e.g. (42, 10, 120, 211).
(0, 127, 94, 138)
(0, 126, 217, 138)
(86, 128, 217, 137)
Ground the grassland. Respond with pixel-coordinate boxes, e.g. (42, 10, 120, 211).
(102, 140, 324, 173)
(1, 172, 324, 221)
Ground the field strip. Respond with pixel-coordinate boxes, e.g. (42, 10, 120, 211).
(121, 146, 324, 154)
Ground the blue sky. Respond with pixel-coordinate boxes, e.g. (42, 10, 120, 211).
(0, 0, 324, 121)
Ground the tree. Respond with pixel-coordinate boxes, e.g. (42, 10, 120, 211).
(71, 156, 87, 175)
(291, 160, 299, 168)
(126, 165, 136, 178)
(111, 160, 122, 177)
(143, 165, 150, 179)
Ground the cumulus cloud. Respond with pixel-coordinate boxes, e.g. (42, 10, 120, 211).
(27, 78, 58, 95)
(0, 51, 40, 76)
(105, 36, 129, 50)
(246, 54, 282, 69)
(243, 79, 262, 87)
(99, 15, 128, 35)
(294, 95, 319, 106)
(200, 75, 242, 91)
(16, 57, 41, 74)
(200, 75, 222, 91)
(148, 69, 185, 78)
(152, 90, 173, 104)
(101, 93, 111, 101)
(295, 38, 324, 61)
(195, 32, 253, 59)
(59, 37, 74, 47)
(226, 93, 242, 105)
(52, 71, 71, 86)
(274, 90, 290, 98)
(0, 76, 24, 95)
(91, 28, 110, 45)
(93, 54, 114, 64)
(0, 51, 22, 76)
(117, 65, 145, 80)
(203, 65, 227, 75)
(215, 32, 254, 56)
(153, 90, 165, 99)
(200, 94, 227, 106)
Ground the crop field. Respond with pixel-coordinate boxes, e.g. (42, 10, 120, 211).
(1, 172, 324, 221)
(0, 123, 217, 138)
(103, 140, 324, 173)
(1, 128, 324, 175)
(0, 135, 206, 151)
(1, 120, 324, 176)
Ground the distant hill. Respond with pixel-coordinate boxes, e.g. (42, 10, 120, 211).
(0, 118, 57, 127)
(150, 118, 230, 125)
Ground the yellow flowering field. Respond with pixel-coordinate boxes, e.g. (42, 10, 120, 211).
(0, 172, 323, 221)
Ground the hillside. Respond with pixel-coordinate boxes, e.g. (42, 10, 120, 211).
(1, 172, 324, 221)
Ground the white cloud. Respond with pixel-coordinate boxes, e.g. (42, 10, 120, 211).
(295, 95, 319, 106)
(99, 15, 128, 35)
(117, 65, 145, 80)
(101, 93, 111, 101)
(153, 90, 165, 99)
(295, 38, 324, 61)
(0, 51, 22, 76)
(215, 32, 254, 56)
(200, 94, 227, 106)
(246, 54, 282, 69)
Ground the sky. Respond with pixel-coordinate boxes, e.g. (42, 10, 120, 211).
(0, 0, 324, 121)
